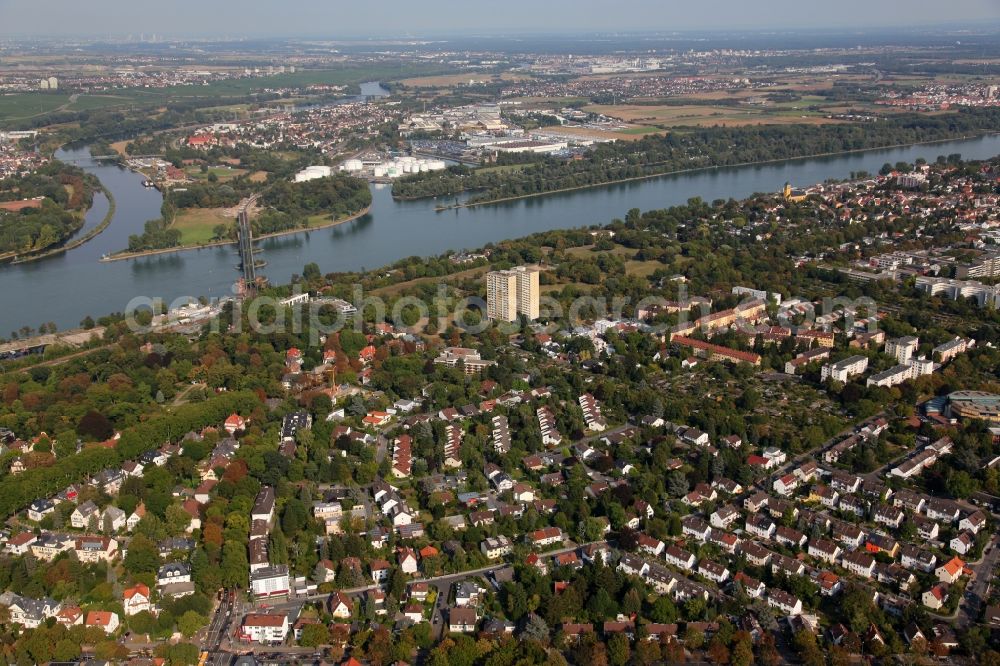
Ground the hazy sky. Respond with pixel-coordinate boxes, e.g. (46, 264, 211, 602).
(1, 0, 999, 37)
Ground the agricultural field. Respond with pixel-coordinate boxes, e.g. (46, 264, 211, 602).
(583, 102, 843, 128)
(0, 93, 72, 121)
(397, 71, 530, 89)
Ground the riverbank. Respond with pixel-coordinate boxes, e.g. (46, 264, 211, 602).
(99, 204, 372, 262)
(9, 188, 117, 264)
(431, 133, 997, 211)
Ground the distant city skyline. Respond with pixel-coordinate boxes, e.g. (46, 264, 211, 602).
(1, 0, 999, 38)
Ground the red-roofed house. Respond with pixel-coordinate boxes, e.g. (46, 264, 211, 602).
(123, 583, 151, 616)
(224, 413, 246, 434)
(85, 610, 120, 634)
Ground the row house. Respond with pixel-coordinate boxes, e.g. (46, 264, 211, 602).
(733, 571, 766, 599)
(709, 528, 740, 554)
(772, 554, 805, 578)
(873, 504, 905, 529)
(926, 498, 962, 524)
(808, 538, 842, 565)
(710, 505, 740, 530)
(527, 526, 563, 548)
(698, 559, 730, 584)
(865, 533, 899, 557)
(491, 415, 511, 454)
(741, 541, 774, 567)
(900, 544, 938, 573)
(831, 522, 865, 550)
(578, 393, 608, 432)
(774, 526, 807, 549)
(809, 485, 839, 508)
(443, 424, 463, 468)
(712, 477, 743, 495)
(664, 545, 697, 571)
(618, 553, 649, 577)
(767, 589, 803, 616)
(536, 407, 562, 447)
(960, 510, 987, 535)
(681, 515, 711, 542)
(892, 489, 927, 514)
(745, 513, 776, 540)
(838, 494, 868, 518)
(637, 534, 665, 557)
(841, 551, 876, 579)
(391, 434, 412, 478)
(830, 471, 862, 495)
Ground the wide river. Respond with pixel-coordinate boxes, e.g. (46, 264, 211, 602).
(3, 128, 1000, 333)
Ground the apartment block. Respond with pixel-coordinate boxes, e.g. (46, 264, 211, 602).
(486, 266, 540, 322)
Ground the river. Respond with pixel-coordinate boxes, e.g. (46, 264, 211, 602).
(2, 124, 1000, 333)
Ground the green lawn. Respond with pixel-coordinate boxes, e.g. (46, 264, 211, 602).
(185, 166, 248, 183)
(172, 208, 231, 245)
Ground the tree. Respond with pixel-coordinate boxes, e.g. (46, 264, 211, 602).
(667, 471, 688, 497)
(221, 540, 249, 588)
(707, 637, 730, 665)
(521, 613, 550, 643)
(161, 642, 200, 665)
(607, 633, 631, 666)
(177, 610, 207, 638)
(123, 534, 160, 574)
(303, 262, 322, 281)
(300, 623, 328, 647)
(77, 410, 114, 441)
(622, 588, 642, 616)
(281, 498, 308, 535)
(649, 596, 678, 623)
(731, 638, 754, 666)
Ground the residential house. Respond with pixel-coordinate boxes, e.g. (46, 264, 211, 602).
(241, 613, 289, 644)
(85, 610, 120, 634)
(936, 557, 965, 584)
(841, 551, 876, 579)
(75, 536, 117, 563)
(329, 591, 353, 619)
(71, 500, 100, 529)
(449, 607, 478, 633)
(923, 584, 949, 611)
(767, 589, 802, 616)
(122, 583, 151, 616)
(664, 545, 696, 571)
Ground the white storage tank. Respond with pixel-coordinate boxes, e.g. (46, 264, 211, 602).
(343, 159, 363, 172)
